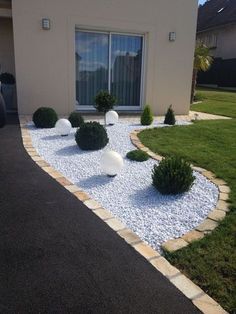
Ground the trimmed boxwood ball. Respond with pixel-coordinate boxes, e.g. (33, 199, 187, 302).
(75, 121, 109, 150)
(141, 105, 153, 126)
(126, 149, 149, 162)
(33, 107, 58, 128)
(94, 90, 117, 114)
(152, 156, 195, 195)
(68, 111, 84, 128)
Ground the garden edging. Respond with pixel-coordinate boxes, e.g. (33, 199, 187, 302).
(19, 116, 228, 314)
(129, 129, 230, 253)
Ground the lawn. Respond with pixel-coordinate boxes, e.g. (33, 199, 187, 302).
(138, 91, 236, 313)
(191, 87, 236, 118)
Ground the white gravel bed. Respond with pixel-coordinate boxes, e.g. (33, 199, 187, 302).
(28, 120, 218, 251)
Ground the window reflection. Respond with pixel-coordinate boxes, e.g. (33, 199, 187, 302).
(75, 31, 143, 107)
(111, 34, 142, 106)
(75, 31, 109, 106)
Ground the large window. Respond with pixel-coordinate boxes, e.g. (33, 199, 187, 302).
(75, 31, 109, 107)
(75, 30, 143, 108)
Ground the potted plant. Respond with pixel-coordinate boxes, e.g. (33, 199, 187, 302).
(94, 90, 117, 125)
(0, 72, 17, 112)
(0, 90, 6, 128)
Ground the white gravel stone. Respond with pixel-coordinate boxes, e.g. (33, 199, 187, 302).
(29, 119, 218, 251)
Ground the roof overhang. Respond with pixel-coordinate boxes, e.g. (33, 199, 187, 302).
(197, 21, 236, 34)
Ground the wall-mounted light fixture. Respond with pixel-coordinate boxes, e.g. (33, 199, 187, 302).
(169, 32, 176, 42)
(42, 18, 51, 30)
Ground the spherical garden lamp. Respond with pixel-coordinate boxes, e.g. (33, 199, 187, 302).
(55, 118, 72, 136)
(105, 110, 119, 125)
(101, 150, 124, 177)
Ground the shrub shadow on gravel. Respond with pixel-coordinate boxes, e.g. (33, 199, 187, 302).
(129, 185, 184, 209)
(55, 145, 90, 156)
(42, 135, 64, 141)
(78, 175, 112, 189)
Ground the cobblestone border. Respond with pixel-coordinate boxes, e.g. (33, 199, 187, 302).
(19, 117, 228, 314)
(130, 129, 230, 253)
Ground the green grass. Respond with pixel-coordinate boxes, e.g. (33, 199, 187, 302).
(139, 119, 236, 313)
(192, 87, 236, 118)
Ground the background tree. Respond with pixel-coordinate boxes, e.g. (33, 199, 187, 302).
(191, 44, 213, 104)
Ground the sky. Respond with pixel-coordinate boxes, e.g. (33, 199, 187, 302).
(199, 0, 207, 5)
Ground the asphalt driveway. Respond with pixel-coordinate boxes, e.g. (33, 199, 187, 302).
(0, 115, 200, 313)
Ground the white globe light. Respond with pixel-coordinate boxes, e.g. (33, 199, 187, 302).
(105, 110, 119, 125)
(55, 119, 72, 136)
(101, 150, 124, 177)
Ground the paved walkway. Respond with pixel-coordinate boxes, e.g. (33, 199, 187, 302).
(0, 115, 200, 313)
(84, 110, 231, 122)
(189, 111, 231, 121)
(21, 110, 231, 126)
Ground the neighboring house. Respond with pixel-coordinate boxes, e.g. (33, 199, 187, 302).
(197, 0, 236, 88)
(0, 0, 198, 115)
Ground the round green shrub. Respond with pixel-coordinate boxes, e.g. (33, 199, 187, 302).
(75, 121, 109, 150)
(32, 107, 58, 128)
(141, 105, 153, 126)
(152, 156, 195, 195)
(68, 111, 84, 128)
(126, 149, 149, 162)
(164, 105, 176, 125)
